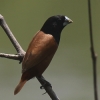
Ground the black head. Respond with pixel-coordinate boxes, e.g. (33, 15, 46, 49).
(40, 15, 73, 44)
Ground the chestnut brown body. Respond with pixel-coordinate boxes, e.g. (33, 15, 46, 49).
(22, 31, 58, 80)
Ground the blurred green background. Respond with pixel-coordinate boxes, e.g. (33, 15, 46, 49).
(0, 0, 100, 100)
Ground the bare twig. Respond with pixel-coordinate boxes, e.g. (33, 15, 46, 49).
(87, 1, 98, 100)
(0, 14, 60, 100)
(0, 53, 23, 61)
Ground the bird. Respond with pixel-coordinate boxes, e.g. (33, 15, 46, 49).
(14, 15, 73, 95)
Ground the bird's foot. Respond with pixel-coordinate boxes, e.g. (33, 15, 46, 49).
(40, 80, 52, 89)
(37, 75, 52, 89)
(36, 75, 52, 95)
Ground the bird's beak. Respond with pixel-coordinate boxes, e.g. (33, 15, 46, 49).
(68, 19, 73, 23)
(63, 16, 73, 26)
(65, 16, 73, 23)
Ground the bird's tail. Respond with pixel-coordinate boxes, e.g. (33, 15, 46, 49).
(14, 79, 27, 95)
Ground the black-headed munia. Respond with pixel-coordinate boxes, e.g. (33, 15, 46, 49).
(14, 15, 73, 95)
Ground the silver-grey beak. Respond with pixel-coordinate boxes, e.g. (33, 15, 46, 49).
(65, 16, 73, 23)
(68, 19, 73, 23)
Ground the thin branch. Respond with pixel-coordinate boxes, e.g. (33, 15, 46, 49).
(0, 53, 23, 61)
(0, 14, 60, 100)
(87, 1, 98, 100)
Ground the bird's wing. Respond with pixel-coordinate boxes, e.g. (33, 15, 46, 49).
(22, 31, 58, 73)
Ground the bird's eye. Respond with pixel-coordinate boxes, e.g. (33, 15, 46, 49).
(52, 22, 57, 27)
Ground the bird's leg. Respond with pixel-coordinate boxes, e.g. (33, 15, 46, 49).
(37, 76, 52, 89)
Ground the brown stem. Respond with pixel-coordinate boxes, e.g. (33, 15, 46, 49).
(87, 1, 98, 100)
